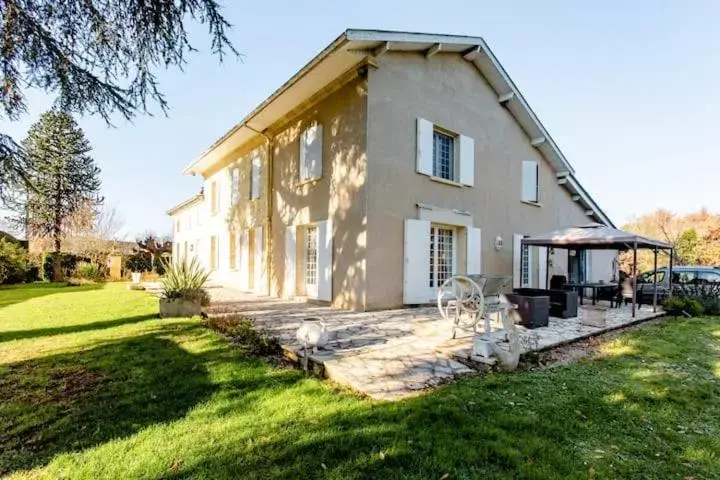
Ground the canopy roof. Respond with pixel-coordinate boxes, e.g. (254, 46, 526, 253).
(521, 223, 673, 250)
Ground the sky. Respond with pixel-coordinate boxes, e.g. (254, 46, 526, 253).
(4, 0, 719, 238)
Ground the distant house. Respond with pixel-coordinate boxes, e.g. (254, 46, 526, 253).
(169, 29, 615, 311)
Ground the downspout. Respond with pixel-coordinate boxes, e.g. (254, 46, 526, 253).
(246, 124, 274, 296)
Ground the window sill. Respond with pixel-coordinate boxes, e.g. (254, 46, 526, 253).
(298, 176, 322, 187)
(521, 200, 542, 208)
(429, 176, 464, 188)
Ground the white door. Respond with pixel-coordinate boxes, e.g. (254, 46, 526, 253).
(429, 226, 457, 294)
(304, 225, 318, 298)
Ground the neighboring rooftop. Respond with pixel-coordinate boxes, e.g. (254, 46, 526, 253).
(166, 193, 204, 216)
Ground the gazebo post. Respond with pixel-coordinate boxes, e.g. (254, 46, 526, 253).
(652, 247, 658, 313)
(668, 248, 674, 295)
(545, 247, 550, 288)
(631, 241, 638, 318)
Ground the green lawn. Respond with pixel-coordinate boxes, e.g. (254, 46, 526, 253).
(1, 283, 718, 479)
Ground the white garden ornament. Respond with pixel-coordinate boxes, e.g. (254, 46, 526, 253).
(296, 317, 328, 371)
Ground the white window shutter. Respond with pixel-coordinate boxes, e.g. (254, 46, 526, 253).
(458, 135, 475, 186)
(251, 154, 261, 199)
(239, 230, 250, 291)
(253, 226, 265, 294)
(316, 220, 333, 302)
(522, 160, 538, 202)
(416, 118, 433, 176)
(466, 227, 482, 275)
(538, 246, 548, 289)
(300, 124, 323, 181)
(284, 226, 297, 298)
(404, 219, 432, 304)
(513, 233, 523, 289)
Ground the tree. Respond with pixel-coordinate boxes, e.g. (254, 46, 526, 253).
(0, 0, 237, 194)
(675, 229, 700, 265)
(136, 231, 172, 272)
(20, 110, 102, 280)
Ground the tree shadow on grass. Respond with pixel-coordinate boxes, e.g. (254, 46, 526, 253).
(161, 318, 720, 480)
(0, 313, 157, 343)
(0, 330, 214, 474)
(0, 282, 103, 310)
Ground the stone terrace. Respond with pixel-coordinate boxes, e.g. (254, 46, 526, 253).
(206, 287, 665, 401)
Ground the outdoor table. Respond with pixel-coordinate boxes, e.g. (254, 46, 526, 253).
(564, 282, 618, 305)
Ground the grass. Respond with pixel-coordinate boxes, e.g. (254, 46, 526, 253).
(0, 283, 718, 479)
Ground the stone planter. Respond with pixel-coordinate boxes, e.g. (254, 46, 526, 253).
(580, 305, 607, 328)
(159, 298, 202, 318)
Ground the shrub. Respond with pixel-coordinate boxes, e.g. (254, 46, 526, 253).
(73, 261, 105, 282)
(0, 239, 31, 284)
(663, 296, 704, 317)
(160, 257, 211, 305)
(124, 252, 152, 273)
(41, 252, 88, 281)
(205, 316, 281, 356)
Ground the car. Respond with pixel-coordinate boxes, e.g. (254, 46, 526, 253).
(636, 265, 720, 302)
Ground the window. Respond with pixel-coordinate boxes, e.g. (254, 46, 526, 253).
(300, 123, 323, 182)
(433, 130, 455, 180)
(638, 271, 666, 284)
(305, 226, 318, 287)
(521, 244, 530, 286)
(522, 160, 540, 203)
(672, 270, 695, 285)
(209, 236, 217, 270)
(183, 241, 188, 260)
(428, 226, 456, 288)
(210, 181, 218, 215)
(695, 270, 720, 284)
(229, 234, 237, 270)
(231, 167, 239, 206)
(250, 154, 261, 199)
(175, 219, 180, 233)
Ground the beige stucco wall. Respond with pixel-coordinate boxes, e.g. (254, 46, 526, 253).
(365, 52, 593, 309)
(268, 76, 368, 310)
(200, 136, 268, 288)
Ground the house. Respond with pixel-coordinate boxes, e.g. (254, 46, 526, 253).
(169, 29, 616, 311)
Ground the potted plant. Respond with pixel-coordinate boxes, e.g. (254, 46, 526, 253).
(158, 257, 211, 318)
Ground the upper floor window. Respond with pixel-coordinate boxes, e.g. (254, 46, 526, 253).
(210, 181, 218, 215)
(433, 130, 455, 180)
(250, 154, 261, 199)
(416, 118, 474, 186)
(231, 167, 239, 206)
(299, 123, 323, 182)
(175, 219, 180, 233)
(521, 160, 539, 203)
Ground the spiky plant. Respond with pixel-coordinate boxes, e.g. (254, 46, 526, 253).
(160, 257, 211, 306)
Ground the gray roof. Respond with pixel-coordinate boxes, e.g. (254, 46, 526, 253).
(521, 223, 673, 250)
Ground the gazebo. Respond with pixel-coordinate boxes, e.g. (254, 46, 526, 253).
(521, 223, 674, 317)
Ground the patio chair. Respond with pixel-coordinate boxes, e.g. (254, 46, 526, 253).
(550, 275, 567, 291)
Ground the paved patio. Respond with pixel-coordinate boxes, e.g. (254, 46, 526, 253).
(206, 287, 665, 400)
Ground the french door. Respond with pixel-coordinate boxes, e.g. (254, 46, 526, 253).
(304, 226, 318, 298)
(429, 226, 457, 290)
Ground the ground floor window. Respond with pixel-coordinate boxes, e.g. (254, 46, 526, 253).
(305, 226, 318, 288)
(429, 226, 456, 288)
(229, 233, 237, 270)
(521, 244, 530, 286)
(209, 236, 217, 270)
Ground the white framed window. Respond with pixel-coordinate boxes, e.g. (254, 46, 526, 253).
(521, 244, 530, 286)
(416, 118, 474, 186)
(210, 181, 218, 215)
(522, 160, 540, 203)
(299, 123, 323, 182)
(250, 154, 261, 199)
(428, 225, 457, 288)
(231, 167, 239, 206)
(305, 225, 318, 290)
(433, 130, 455, 181)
